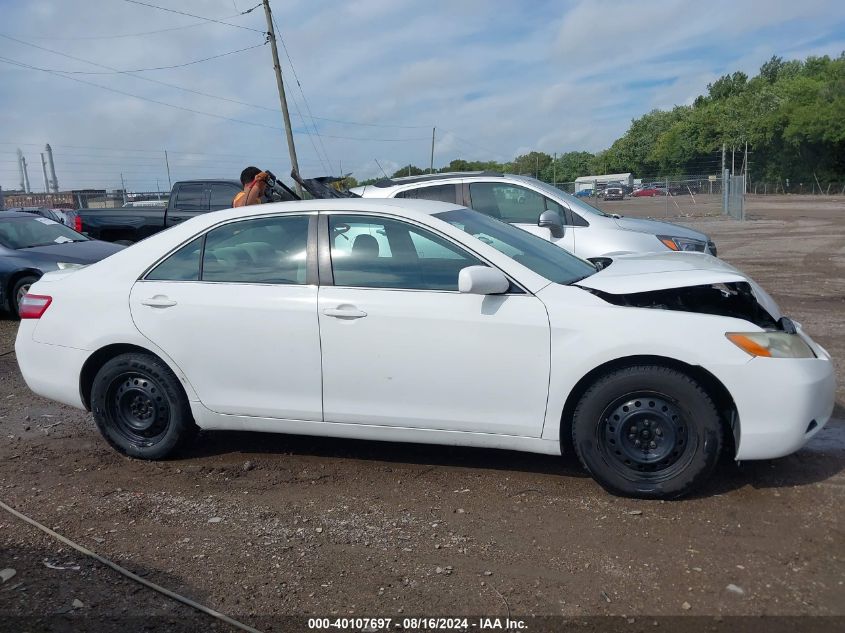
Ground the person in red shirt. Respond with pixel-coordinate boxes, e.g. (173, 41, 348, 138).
(233, 166, 269, 207)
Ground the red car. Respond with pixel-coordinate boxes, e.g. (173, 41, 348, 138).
(632, 187, 666, 197)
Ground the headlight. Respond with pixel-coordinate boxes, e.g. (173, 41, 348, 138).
(726, 332, 815, 358)
(657, 235, 707, 252)
(56, 262, 86, 270)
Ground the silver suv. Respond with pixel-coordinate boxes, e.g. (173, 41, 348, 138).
(353, 172, 716, 259)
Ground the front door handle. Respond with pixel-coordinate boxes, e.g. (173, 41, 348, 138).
(141, 295, 177, 308)
(322, 306, 367, 319)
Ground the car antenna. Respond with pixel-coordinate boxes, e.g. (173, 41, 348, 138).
(374, 158, 389, 179)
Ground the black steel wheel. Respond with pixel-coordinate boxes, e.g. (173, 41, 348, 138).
(572, 365, 723, 499)
(91, 352, 196, 459)
(107, 372, 171, 447)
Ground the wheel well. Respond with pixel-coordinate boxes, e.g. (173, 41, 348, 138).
(559, 355, 738, 456)
(79, 344, 164, 410)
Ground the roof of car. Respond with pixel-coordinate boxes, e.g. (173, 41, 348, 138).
(0, 211, 41, 220)
(195, 198, 467, 225)
(370, 171, 505, 188)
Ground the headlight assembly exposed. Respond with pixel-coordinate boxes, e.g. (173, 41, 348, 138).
(726, 332, 815, 359)
(657, 235, 707, 252)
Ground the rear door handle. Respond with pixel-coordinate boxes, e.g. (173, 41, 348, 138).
(322, 306, 367, 319)
(141, 295, 177, 308)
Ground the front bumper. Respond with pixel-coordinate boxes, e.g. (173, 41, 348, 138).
(717, 336, 835, 460)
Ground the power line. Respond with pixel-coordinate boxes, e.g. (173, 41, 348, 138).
(0, 34, 431, 132)
(2, 43, 266, 74)
(17, 12, 251, 40)
(273, 16, 334, 174)
(120, 0, 265, 34)
(0, 55, 282, 131)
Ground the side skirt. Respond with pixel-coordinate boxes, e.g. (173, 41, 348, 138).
(190, 403, 562, 456)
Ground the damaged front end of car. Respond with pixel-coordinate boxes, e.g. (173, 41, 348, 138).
(585, 281, 782, 330)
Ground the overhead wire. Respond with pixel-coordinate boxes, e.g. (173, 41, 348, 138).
(272, 15, 335, 174)
(120, 0, 265, 34)
(0, 42, 430, 142)
(17, 43, 268, 74)
(16, 11, 252, 40)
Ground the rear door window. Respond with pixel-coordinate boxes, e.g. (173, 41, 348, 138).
(146, 237, 204, 281)
(468, 182, 545, 223)
(174, 184, 209, 211)
(202, 215, 309, 284)
(395, 184, 458, 204)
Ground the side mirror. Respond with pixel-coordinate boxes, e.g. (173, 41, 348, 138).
(458, 266, 510, 295)
(538, 210, 565, 239)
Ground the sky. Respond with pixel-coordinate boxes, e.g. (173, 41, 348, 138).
(1, 0, 844, 192)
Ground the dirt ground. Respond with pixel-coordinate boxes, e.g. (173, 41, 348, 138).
(1, 196, 843, 632)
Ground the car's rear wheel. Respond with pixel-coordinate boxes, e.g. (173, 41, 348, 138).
(11, 275, 39, 319)
(90, 353, 196, 459)
(572, 365, 722, 499)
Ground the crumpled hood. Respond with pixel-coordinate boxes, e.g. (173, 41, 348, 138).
(613, 216, 708, 242)
(576, 251, 782, 320)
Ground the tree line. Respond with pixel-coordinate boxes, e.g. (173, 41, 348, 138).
(349, 52, 844, 188)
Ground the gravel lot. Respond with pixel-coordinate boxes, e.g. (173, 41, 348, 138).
(1, 196, 843, 632)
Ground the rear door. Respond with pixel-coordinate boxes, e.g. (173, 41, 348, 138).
(129, 213, 322, 420)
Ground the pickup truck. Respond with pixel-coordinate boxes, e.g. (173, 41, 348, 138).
(73, 180, 246, 244)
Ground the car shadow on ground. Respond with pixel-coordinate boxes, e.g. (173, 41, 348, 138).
(180, 407, 845, 497)
(183, 430, 591, 480)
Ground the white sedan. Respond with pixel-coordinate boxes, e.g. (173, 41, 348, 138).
(15, 199, 835, 499)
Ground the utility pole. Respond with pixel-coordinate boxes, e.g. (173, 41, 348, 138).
(263, 0, 302, 196)
(744, 141, 749, 193)
(430, 127, 435, 174)
(164, 150, 172, 190)
(553, 152, 557, 186)
(731, 147, 735, 175)
(721, 143, 726, 175)
(536, 154, 539, 179)
(120, 172, 127, 205)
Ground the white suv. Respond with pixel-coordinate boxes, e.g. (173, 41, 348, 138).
(353, 172, 716, 259)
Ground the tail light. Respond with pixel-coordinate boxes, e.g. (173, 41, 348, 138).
(74, 215, 83, 232)
(18, 294, 52, 319)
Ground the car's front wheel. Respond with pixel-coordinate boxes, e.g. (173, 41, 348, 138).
(11, 275, 39, 318)
(572, 365, 723, 499)
(90, 352, 197, 459)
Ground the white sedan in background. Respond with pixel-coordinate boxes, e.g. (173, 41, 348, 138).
(15, 199, 835, 499)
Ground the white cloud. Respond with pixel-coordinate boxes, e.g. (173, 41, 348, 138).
(1, 0, 843, 191)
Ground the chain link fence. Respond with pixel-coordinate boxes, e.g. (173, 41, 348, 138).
(747, 181, 845, 195)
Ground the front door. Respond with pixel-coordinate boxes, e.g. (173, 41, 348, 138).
(129, 213, 322, 420)
(318, 212, 551, 437)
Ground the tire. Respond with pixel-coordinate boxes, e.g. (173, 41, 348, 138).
(10, 275, 40, 319)
(571, 365, 722, 499)
(90, 352, 197, 459)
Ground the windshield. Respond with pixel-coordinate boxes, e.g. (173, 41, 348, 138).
(435, 208, 596, 285)
(517, 177, 612, 217)
(0, 216, 88, 249)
